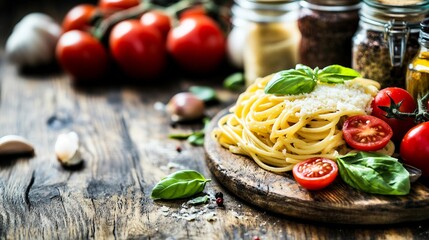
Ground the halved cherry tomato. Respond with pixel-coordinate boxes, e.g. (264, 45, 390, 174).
(342, 115, 393, 151)
(62, 4, 98, 33)
(293, 158, 338, 190)
(140, 10, 171, 40)
(371, 87, 416, 144)
(400, 122, 429, 177)
(56, 30, 108, 81)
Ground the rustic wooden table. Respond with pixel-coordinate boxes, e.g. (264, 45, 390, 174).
(2, 1, 429, 239)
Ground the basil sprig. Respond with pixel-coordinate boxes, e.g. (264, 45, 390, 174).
(151, 170, 211, 200)
(264, 64, 360, 95)
(337, 152, 410, 195)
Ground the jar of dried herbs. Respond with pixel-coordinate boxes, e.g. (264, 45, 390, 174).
(406, 18, 429, 101)
(228, 0, 301, 85)
(298, 0, 361, 68)
(352, 0, 429, 88)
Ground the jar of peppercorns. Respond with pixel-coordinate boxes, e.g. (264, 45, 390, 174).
(227, 0, 301, 85)
(352, 0, 429, 88)
(298, 0, 361, 68)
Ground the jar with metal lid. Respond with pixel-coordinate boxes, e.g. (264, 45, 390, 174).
(227, 0, 301, 85)
(352, 0, 429, 88)
(298, 0, 361, 68)
(406, 18, 429, 101)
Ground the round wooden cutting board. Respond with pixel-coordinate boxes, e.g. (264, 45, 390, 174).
(205, 109, 429, 224)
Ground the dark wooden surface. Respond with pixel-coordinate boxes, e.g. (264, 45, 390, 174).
(2, 2, 429, 239)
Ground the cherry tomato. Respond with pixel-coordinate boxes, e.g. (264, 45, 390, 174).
(167, 15, 225, 73)
(292, 158, 338, 190)
(56, 30, 108, 80)
(179, 5, 207, 19)
(140, 10, 171, 40)
(99, 0, 139, 14)
(62, 4, 98, 33)
(371, 87, 416, 144)
(342, 115, 393, 151)
(109, 20, 165, 79)
(400, 122, 429, 177)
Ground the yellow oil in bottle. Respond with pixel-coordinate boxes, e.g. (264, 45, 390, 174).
(406, 18, 429, 101)
(406, 48, 429, 101)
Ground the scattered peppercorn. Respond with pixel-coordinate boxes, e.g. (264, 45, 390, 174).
(175, 145, 182, 153)
(215, 191, 223, 199)
(215, 197, 224, 207)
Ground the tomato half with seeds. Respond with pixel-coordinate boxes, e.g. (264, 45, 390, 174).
(342, 115, 393, 151)
(293, 158, 338, 190)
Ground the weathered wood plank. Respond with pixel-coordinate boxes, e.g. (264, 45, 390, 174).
(1, 62, 429, 239)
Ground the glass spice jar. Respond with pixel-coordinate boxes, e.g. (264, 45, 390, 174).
(406, 18, 429, 101)
(298, 0, 361, 68)
(352, 0, 429, 88)
(227, 0, 301, 85)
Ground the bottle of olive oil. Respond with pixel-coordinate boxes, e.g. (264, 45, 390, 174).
(406, 18, 429, 101)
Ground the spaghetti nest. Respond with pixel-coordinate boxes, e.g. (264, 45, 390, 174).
(212, 75, 385, 173)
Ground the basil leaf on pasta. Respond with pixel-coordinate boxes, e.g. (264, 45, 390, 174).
(151, 170, 211, 200)
(264, 68, 316, 95)
(317, 65, 360, 84)
(337, 152, 410, 195)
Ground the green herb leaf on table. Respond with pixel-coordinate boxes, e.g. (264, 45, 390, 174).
(264, 64, 360, 95)
(151, 170, 211, 200)
(189, 86, 217, 102)
(337, 152, 410, 195)
(168, 118, 210, 146)
(224, 72, 245, 91)
(187, 195, 209, 205)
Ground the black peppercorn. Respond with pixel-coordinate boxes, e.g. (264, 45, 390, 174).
(215, 191, 223, 199)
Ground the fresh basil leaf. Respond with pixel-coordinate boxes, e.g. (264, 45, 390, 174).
(189, 86, 217, 102)
(224, 72, 245, 91)
(187, 195, 209, 205)
(151, 170, 211, 200)
(264, 68, 317, 95)
(188, 132, 204, 146)
(337, 152, 410, 195)
(169, 133, 192, 140)
(317, 65, 361, 84)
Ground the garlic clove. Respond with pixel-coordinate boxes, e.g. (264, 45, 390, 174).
(55, 131, 82, 167)
(166, 92, 205, 122)
(0, 135, 35, 155)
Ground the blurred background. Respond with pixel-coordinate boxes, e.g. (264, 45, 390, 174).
(0, 0, 97, 47)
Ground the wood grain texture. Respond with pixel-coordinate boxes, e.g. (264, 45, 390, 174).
(1, 62, 429, 239)
(205, 109, 429, 225)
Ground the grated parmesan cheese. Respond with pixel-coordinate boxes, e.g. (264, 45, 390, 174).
(274, 81, 374, 117)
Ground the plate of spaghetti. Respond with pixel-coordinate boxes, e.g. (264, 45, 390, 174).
(205, 69, 429, 224)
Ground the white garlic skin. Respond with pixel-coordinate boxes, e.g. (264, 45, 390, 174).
(167, 92, 205, 121)
(55, 131, 82, 166)
(5, 13, 61, 67)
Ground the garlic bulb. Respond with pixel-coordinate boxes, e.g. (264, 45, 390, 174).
(5, 13, 61, 67)
(167, 92, 205, 121)
(55, 131, 82, 167)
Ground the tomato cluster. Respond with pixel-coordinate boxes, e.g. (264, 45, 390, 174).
(56, 1, 226, 82)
